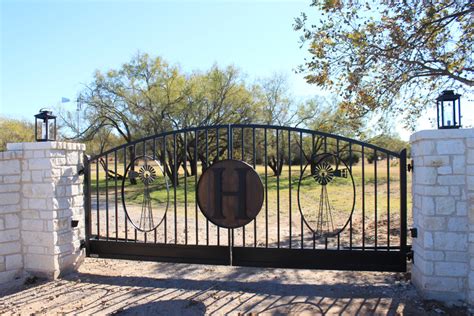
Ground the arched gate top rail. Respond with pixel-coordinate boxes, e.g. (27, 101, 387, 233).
(89, 123, 402, 161)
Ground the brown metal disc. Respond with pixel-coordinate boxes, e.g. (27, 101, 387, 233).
(197, 159, 264, 229)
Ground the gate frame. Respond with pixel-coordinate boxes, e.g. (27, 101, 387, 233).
(83, 124, 409, 272)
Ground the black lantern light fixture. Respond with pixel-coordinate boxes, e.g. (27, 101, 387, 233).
(34, 109, 57, 141)
(436, 90, 462, 129)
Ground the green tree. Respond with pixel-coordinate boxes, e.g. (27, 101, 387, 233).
(297, 96, 367, 169)
(59, 53, 184, 183)
(254, 73, 318, 176)
(255, 74, 294, 176)
(0, 117, 35, 151)
(367, 133, 409, 163)
(60, 54, 259, 184)
(257, 73, 294, 126)
(83, 127, 123, 156)
(294, 1, 473, 126)
(301, 97, 366, 137)
(182, 65, 258, 174)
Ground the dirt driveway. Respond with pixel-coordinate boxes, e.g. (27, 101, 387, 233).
(0, 258, 468, 315)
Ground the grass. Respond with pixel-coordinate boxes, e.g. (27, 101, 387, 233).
(90, 160, 412, 219)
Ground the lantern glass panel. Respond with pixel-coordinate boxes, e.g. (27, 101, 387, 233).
(48, 118, 56, 140)
(443, 102, 455, 127)
(35, 118, 42, 141)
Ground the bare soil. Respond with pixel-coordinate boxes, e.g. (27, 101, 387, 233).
(0, 259, 468, 315)
(91, 199, 409, 250)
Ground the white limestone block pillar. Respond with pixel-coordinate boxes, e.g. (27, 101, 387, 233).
(0, 141, 86, 283)
(410, 129, 474, 306)
(0, 150, 23, 284)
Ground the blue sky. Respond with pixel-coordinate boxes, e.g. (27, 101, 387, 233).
(1, 0, 319, 117)
(1, 0, 471, 139)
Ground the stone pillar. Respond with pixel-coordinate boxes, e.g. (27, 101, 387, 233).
(0, 141, 86, 284)
(0, 150, 23, 283)
(410, 129, 474, 305)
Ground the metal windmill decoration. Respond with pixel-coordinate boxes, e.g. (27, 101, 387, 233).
(298, 152, 355, 239)
(123, 155, 169, 233)
(312, 161, 337, 235)
(136, 164, 157, 231)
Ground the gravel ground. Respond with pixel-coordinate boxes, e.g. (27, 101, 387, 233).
(0, 259, 468, 315)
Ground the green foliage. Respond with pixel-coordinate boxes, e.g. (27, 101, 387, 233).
(294, 1, 473, 126)
(367, 133, 408, 163)
(59, 52, 407, 185)
(255, 73, 294, 126)
(340, 151, 360, 165)
(62, 54, 261, 145)
(59, 53, 269, 184)
(301, 96, 367, 138)
(83, 127, 123, 156)
(0, 117, 35, 151)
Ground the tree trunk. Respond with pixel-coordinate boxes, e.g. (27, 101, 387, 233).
(268, 155, 284, 176)
(128, 146, 137, 185)
(181, 160, 190, 177)
(199, 154, 209, 174)
(158, 148, 180, 187)
(188, 155, 197, 176)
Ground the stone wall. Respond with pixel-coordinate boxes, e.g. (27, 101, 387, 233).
(0, 142, 85, 284)
(0, 150, 23, 284)
(411, 128, 474, 305)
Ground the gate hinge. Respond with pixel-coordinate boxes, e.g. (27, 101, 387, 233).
(78, 163, 85, 176)
(410, 227, 418, 238)
(406, 245, 414, 263)
(407, 160, 414, 173)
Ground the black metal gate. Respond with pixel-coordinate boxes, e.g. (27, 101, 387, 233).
(84, 124, 408, 272)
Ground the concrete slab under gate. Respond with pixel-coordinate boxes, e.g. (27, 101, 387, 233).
(0, 258, 467, 315)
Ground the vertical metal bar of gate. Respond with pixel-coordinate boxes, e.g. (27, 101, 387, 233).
(299, 131, 303, 249)
(123, 147, 127, 242)
(228, 124, 233, 264)
(205, 129, 209, 245)
(195, 130, 198, 245)
(114, 151, 118, 241)
(173, 134, 177, 244)
(96, 158, 100, 239)
(276, 129, 280, 248)
(241, 127, 245, 246)
(288, 130, 292, 249)
(163, 136, 168, 244)
(374, 149, 377, 250)
(387, 155, 390, 250)
(252, 127, 257, 248)
(349, 142, 353, 250)
(216, 127, 220, 245)
(84, 154, 91, 256)
(240, 127, 245, 247)
(184, 132, 188, 245)
(312, 134, 316, 249)
(400, 149, 407, 256)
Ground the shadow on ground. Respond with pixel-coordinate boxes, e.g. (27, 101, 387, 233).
(0, 259, 468, 315)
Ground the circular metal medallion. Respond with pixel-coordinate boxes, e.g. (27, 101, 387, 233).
(197, 159, 264, 229)
(297, 153, 355, 238)
(121, 155, 169, 232)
